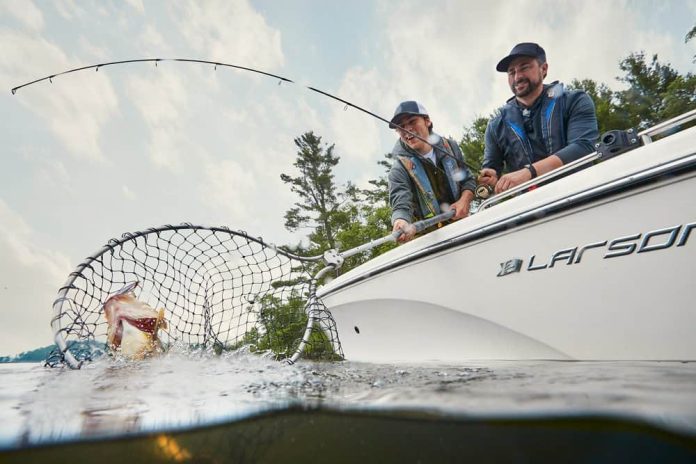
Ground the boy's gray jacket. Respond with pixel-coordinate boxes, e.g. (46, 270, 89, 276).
(388, 135, 475, 225)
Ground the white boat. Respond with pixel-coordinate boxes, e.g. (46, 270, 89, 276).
(317, 110, 696, 363)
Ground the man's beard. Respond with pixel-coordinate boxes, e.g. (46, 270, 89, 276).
(511, 77, 542, 98)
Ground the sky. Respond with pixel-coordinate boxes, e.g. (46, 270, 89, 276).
(0, 0, 694, 356)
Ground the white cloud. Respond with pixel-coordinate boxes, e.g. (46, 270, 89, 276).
(78, 36, 110, 61)
(53, 0, 87, 20)
(0, 0, 44, 31)
(148, 127, 193, 171)
(199, 89, 323, 237)
(34, 158, 73, 195)
(330, 67, 383, 165)
(126, 71, 188, 126)
(138, 25, 169, 54)
(1, 30, 118, 162)
(201, 159, 256, 219)
(124, 0, 145, 14)
(0, 199, 72, 355)
(125, 71, 191, 170)
(169, 0, 284, 68)
(122, 185, 137, 200)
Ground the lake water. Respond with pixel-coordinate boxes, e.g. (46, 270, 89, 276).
(1, 352, 695, 462)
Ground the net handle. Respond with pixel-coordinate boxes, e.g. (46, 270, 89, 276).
(329, 210, 456, 263)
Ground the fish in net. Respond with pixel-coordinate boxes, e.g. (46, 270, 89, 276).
(45, 224, 344, 368)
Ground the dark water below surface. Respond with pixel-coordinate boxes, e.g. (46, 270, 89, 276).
(1, 354, 695, 462)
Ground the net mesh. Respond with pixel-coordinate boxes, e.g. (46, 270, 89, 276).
(46, 224, 343, 368)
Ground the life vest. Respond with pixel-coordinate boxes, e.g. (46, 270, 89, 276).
(495, 82, 568, 170)
(397, 139, 463, 219)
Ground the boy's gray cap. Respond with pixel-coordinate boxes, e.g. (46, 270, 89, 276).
(496, 42, 546, 72)
(389, 100, 429, 128)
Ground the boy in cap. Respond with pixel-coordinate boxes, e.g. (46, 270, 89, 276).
(388, 101, 475, 243)
(479, 42, 598, 193)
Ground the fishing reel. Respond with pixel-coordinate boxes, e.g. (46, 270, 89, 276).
(475, 183, 494, 200)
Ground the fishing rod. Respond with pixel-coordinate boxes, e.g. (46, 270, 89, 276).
(10, 57, 482, 173)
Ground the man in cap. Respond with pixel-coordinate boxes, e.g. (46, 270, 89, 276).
(388, 101, 476, 243)
(479, 42, 598, 193)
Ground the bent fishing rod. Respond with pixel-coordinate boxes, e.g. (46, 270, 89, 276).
(10, 57, 482, 173)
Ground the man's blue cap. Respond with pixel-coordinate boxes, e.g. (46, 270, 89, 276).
(496, 42, 546, 72)
(389, 100, 429, 128)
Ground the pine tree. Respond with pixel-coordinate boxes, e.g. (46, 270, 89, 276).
(280, 132, 342, 252)
(459, 116, 488, 171)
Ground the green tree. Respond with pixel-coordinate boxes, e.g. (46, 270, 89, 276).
(614, 52, 684, 129)
(363, 152, 393, 205)
(281, 138, 396, 275)
(281, 132, 342, 252)
(568, 78, 629, 133)
(333, 154, 396, 268)
(459, 116, 489, 171)
(571, 51, 695, 133)
(687, 24, 696, 62)
(232, 292, 338, 360)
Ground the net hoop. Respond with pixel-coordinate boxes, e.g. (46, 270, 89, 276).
(47, 223, 343, 368)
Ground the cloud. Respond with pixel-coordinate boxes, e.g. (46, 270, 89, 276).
(123, 0, 290, 173)
(0, 199, 73, 355)
(34, 157, 73, 195)
(329, 67, 383, 165)
(138, 25, 169, 54)
(169, 0, 284, 68)
(196, 89, 325, 241)
(78, 36, 110, 61)
(1, 30, 118, 162)
(122, 185, 137, 200)
(0, 0, 44, 31)
(53, 0, 87, 20)
(200, 159, 256, 219)
(124, 0, 145, 14)
(125, 71, 191, 170)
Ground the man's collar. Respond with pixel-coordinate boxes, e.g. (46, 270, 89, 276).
(514, 92, 543, 110)
(421, 149, 435, 161)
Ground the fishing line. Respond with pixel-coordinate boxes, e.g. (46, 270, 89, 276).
(10, 57, 481, 172)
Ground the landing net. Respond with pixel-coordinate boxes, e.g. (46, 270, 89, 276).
(46, 224, 343, 368)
